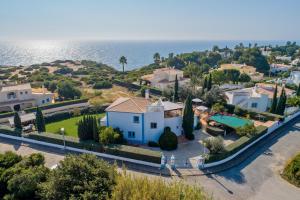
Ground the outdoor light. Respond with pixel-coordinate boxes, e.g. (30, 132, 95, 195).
(60, 127, 66, 150)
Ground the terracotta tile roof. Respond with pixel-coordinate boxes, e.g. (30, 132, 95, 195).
(105, 97, 151, 113)
(256, 83, 294, 98)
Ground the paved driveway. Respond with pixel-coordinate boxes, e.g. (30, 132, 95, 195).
(184, 120, 300, 200)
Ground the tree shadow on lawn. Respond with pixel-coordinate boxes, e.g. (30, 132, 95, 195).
(204, 117, 300, 185)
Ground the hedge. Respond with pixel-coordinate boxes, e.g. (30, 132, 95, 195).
(0, 126, 21, 137)
(206, 125, 268, 163)
(25, 132, 161, 164)
(0, 112, 15, 119)
(24, 98, 89, 113)
(226, 104, 284, 121)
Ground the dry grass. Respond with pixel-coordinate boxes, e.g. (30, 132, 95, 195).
(83, 85, 136, 106)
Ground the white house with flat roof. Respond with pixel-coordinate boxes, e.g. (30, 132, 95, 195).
(286, 71, 300, 86)
(101, 97, 183, 144)
(0, 83, 54, 112)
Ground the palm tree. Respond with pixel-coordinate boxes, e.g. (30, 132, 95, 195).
(153, 52, 160, 64)
(119, 56, 127, 73)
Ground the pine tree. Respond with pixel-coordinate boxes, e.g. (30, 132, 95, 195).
(173, 75, 179, 102)
(207, 73, 212, 91)
(92, 117, 99, 142)
(35, 107, 45, 132)
(182, 95, 194, 140)
(297, 83, 300, 96)
(276, 87, 287, 115)
(270, 84, 278, 113)
(14, 112, 22, 131)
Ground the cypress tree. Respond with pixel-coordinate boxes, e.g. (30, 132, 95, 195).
(297, 83, 300, 96)
(270, 84, 278, 113)
(35, 107, 45, 132)
(202, 76, 207, 94)
(182, 95, 194, 140)
(14, 112, 22, 131)
(92, 117, 99, 142)
(207, 73, 212, 91)
(276, 87, 287, 115)
(173, 75, 179, 102)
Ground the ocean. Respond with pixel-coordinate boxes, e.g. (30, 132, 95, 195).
(0, 40, 294, 70)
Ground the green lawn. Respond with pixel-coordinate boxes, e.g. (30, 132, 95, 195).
(46, 113, 105, 137)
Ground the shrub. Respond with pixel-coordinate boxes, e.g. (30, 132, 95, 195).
(78, 115, 98, 142)
(99, 127, 121, 145)
(236, 123, 257, 137)
(148, 141, 159, 147)
(93, 80, 113, 89)
(111, 172, 210, 200)
(0, 151, 22, 169)
(203, 136, 224, 154)
(281, 153, 300, 187)
(158, 127, 178, 150)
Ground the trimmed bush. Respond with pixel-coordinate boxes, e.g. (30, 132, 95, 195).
(0, 126, 21, 137)
(158, 127, 178, 151)
(0, 112, 14, 119)
(203, 136, 224, 154)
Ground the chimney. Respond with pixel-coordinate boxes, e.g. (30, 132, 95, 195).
(145, 89, 150, 99)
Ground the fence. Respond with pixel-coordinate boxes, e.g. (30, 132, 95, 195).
(0, 133, 161, 168)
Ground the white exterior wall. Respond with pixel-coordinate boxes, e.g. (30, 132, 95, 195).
(0, 89, 32, 102)
(32, 93, 54, 106)
(106, 112, 144, 143)
(143, 111, 164, 142)
(164, 116, 182, 136)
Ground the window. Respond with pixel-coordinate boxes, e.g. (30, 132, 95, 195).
(46, 98, 50, 102)
(25, 91, 28, 94)
(7, 92, 16, 99)
(42, 100, 45, 104)
(251, 103, 258, 108)
(133, 116, 139, 123)
(20, 92, 23, 95)
(128, 131, 135, 138)
(150, 122, 157, 129)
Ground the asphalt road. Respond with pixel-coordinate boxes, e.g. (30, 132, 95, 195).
(183, 119, 300, 200)
(1, 119, 300, 200)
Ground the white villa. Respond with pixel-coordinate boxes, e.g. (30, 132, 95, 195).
(270, 63, 292, 73)
(286, 71, 300, 86)
(141, 67, 189, 90)
(225, 83, 294, 112)
(101, 97, 183, 144)
(0, 83, 54, 112)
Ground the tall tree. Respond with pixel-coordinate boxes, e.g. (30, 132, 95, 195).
(35, 107, 45, 132)
(276, 87, 287, 115)
(173, 75, 179, 102)
(153, 52, 161, 64)
(119, 56, 127, 73)
(182, 95, 194, 140)
(270, 84, 278, 114)
(202, 76, 207, 94)
(14, 112, 22, 131)
(207, 73, 212, 91)
(297, 83, 300, 96)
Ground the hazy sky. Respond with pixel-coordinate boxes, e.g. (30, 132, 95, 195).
(0, 0, 299, 41)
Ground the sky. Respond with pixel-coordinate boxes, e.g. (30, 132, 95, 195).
(0, 0, 299, 41)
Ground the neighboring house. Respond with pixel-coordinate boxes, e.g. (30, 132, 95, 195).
(225, 83, 294, 112)
(286, 71, 300, 86)
(101, 97, 183, 144)
(141, 67, 189, 90)
(270, 63, 292, 73)
(276, 55, 292, 62)
(0, 83, 54, 112)
(291, 58, 300, 66)
(219, 63, 264, 81)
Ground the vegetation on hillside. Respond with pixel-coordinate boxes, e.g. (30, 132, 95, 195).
(281, 153, 300, 187)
